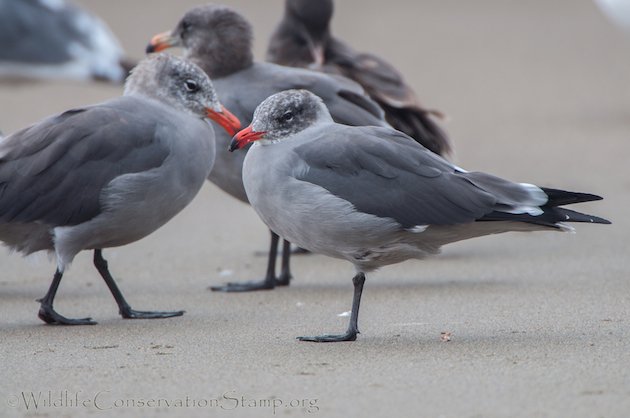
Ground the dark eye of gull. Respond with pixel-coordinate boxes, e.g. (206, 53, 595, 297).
(184, 79, 199, 92)
(280, 111, 294, 123)
(180, 20, 192, 35)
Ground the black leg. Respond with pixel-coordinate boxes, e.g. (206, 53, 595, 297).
(37, 269, 96, 325)
(210, 230, 280, 292)
(298, 272, 366, 342)
(276, 239, 293, 286)
(93, 249, 184, 319)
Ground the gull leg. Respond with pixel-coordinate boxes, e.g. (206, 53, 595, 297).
(93, 249, 184, 319)
(275, 239, 293, 286)
(37, 269, 96, 325)
(298, 272, 365, 342)
(211, 230, 281, 292)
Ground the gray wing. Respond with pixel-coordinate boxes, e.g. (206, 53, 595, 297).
(262, 63, 388, 128)
(0, 98, 169, 226)
(217, 63, 387, 130)
(0, 0, 91, 64)
(0, 0, 129, 82)
(293, 125, 544, 228)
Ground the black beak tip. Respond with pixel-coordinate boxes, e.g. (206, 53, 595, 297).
(145, 44, 156, 54)
(228, 142, 238, 152)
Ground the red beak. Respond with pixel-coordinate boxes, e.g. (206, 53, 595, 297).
(228, 125, 266, 152)
(206, 106, 242, 136)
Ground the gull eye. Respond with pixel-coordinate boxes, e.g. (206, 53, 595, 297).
(180, 20, 192, 35)
(184, 79, 199, 92)
(280, 111, 294, 123)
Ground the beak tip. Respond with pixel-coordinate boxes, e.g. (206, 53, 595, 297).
(146, 31, 176, 55)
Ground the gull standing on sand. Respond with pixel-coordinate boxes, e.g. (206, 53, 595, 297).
(0, 54, 240, 325)
(146, 4, 389, 292)
(230, 90, 611, 342)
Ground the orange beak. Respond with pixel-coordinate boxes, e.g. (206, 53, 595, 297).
(206, 106, 242, 136)
(146, 31, 178, 53)
(228, 125, 266, 152)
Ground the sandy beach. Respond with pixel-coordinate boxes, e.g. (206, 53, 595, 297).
(0, 1, 628, 417)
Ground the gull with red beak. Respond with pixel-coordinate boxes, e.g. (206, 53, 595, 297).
(230, 89, 610, 342)
(146, 4, 389, 293)
(0, 54, 240, 325)
(267, 0, 452, 158)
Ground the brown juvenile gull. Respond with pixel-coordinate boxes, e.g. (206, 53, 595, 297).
(146, 4, 390, 292)
(230, 89, 611, 342)
(267, 0, 452, 158)
(0, 53, 241, 325)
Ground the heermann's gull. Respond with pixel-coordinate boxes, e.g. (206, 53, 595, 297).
(146, 4, 389, 292)
(267, 0, 452, 158)
(0, 53, 240, 325)
(229, 90, 611, 342)
(0, 0, 134, 83)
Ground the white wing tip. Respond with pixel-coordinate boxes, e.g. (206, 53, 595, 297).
(557, 223, 576, 233)
(407, 225, 429, 233)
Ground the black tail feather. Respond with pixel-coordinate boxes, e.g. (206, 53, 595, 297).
(540, 187, 603, 206)
(552, 207, 611, 224)
(480, 188, 611, 228)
